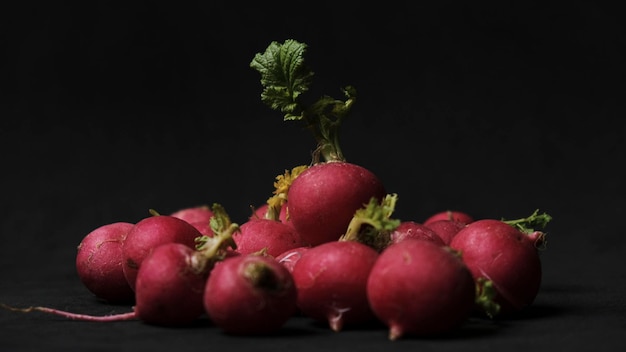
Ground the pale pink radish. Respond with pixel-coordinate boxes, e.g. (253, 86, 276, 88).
(75, 222, 135, 303)
(203, 253, 297, 335)
(367, 239, 476, 340)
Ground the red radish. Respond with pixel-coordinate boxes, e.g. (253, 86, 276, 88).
(75, 222, 135, 303)
(133, 243, 208, 326)
(170, 205, 215, 236)
(233, 218, 304, 257)
(389, 221, 445, 246)
(251, 40, 387, 246)
(251, 202, 291, 226)
(122, 214, 203, 291)
(170, 205, 214, 225)
(449, 210, 550, 316)
(424, 210, 474, 226)
(2, 204, 239, 326)
(203, 254, 297, 335)
(291, 240, 380, 331)
(367, 239, 476, 340)
(288, 162, 387, 246)
(424, 219, 467, 245)
(274, 246, 311, 273)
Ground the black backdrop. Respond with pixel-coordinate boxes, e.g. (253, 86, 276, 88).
(2, 1, 625, 351)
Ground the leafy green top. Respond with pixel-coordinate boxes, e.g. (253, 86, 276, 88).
(250, 39, 356, 163)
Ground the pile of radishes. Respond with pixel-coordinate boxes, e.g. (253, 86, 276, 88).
(1, 39, 552, 341)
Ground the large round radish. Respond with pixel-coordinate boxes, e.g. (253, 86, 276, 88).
(75, 222, 135, 303)
(288, 162, 387, 246)
(291, 240, 380, 331)
(122, 215, 204, 291)
(133, 243, 208, 326)
(232, 218, 304, 257)
(203, 254, 297, 335)
(449, 218, 546, 316)
(367, 239, 476, 339)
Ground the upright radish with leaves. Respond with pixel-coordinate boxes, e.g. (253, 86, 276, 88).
(250, 39, 387, 246)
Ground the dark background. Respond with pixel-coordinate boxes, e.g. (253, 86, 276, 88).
(1, 1, 625, 350)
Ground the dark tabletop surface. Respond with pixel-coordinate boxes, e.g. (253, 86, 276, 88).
(2, 1, 625, 351)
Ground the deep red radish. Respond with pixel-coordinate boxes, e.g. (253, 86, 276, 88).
(288, 162, 387, 246)
(75, 222, 135, 303)
(291, 240, 380, 331)
(274, 246, 311, 273)
(122, 215, 202, 291)
(203, 254, 297, 335)
(233, 218, 305, 257)
(424, 219, 467, 245)
(367, 239, 476, 340)
(389, 221, 445, 246)
(424, 210, 474, 226)
(449, 211, 550, 316)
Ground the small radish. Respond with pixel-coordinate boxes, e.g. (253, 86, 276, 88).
(449, 209, 551, 316)
(75, 222, 135, 303)
(170, 205, 215, 236)
(2, 204, 239, 326)
(291, 240, 380, 332)
(389, 221, 445, 246)
(366, 239, 476, 340)
(423, 210, 474, 226)
(274, 246, 311, 273)
(203, 253, 297, 335)
(251, 39, 387, 247)
(424, 219, 467, 245)
(235, 167, 307, 257)
(233, 217, 304, 257)
(122, 213, 203, 291)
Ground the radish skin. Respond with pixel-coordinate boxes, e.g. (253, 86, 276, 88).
(75, 222, 135, 303)
(367, 239, 476, 339)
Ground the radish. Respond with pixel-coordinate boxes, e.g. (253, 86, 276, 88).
(121, 213, 203, 291)
(366, 239, 476, 340)
(274, 246, 311, 273)
(424, 219, 467, 245)
(291, 240, 380, 332)
(389, 221, 445, 246)
(423, 210, 474, 226)
(170, 205, 215, 236)
(2, 204, 239, 326)
(203, 253, 297, 335)
(250, 39, 387, 246)
(449, 209, 551, 316)
(233, 217, 304, 257)
(75, 222, 135, 303)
